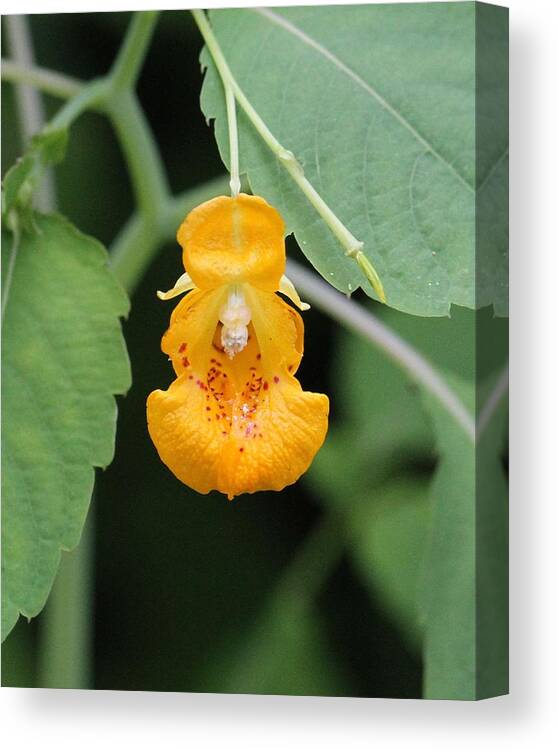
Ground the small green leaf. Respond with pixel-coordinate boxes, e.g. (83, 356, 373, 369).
(1, 126, 68, 224)
(1, 213, 131, 640)
(2, 153, 36, 222)
(200, 3, 508, 316)
(30, 126, 69, 166)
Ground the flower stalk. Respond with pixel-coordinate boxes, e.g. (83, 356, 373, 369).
(191, 9, 386, 303)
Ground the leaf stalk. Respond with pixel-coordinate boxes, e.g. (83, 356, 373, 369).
(190, 8, 386, 303)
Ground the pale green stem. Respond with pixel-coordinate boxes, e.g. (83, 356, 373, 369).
(225, 84, 241, 197)
(1, 60, 110, 132)
(191, 9, 386, 303)
(286, 259, 476, 441)
(5, 15, 56, 212)
(48, 78, 110, 128)
(1, 58, 82, 99)
(38, 514, 94, 689)
(107, 91, 170, 224)
(108, 11, 160, 92)
(105, 12, 169, 223)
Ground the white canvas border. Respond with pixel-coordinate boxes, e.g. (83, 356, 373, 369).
(1, 0, 557, 747)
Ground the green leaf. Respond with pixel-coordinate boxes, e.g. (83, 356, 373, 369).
(2, 126, 68, 226)
(1, 213, 131, 640)
(200, 3, 508, 316)
(349, 478, 430, 653)
(420, 372, 508, 699)
(211, 604, 352, 697)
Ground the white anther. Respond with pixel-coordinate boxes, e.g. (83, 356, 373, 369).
(220, 288, 251, 358)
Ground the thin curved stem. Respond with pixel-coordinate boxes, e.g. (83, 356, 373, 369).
(1, 58, 81, 99)
(286, 259, 476, 441)
(1, 57, 109, 126)
(225, 84, 241, 197)
(5, 15, 56, 212)
(108, 11, 160, 92)
(5, 17, 48, 142)
(191, 8, 386, 304)
(107, 91, 170, 224)
(49, 78, 110, 127)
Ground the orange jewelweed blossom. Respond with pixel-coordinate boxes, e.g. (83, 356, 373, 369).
(146, 194, 329, 500)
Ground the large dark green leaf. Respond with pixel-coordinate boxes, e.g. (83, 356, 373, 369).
(1, 214, 131, 640)
(200, 3, 508, 316)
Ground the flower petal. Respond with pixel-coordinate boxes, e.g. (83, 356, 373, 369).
(177, 194, 285, 292)
(278, 274, 311, 311)
(156, 271, 196, 300)
(161, 287, 226, 377)
(217, 374, 329, 499)
(147, 373, 230, 496)
(147, 287, 329, 499)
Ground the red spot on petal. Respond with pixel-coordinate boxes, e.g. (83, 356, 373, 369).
(263, 381, 269, 391)
(239, 447, 244, 452)
(182, 356, 190, 368)
(256, 353, 261, 360)
(179, 343, 187, 353)
(273, 376, 280, 384)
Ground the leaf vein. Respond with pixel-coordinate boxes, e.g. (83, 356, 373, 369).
(254, 7, 475, 194)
